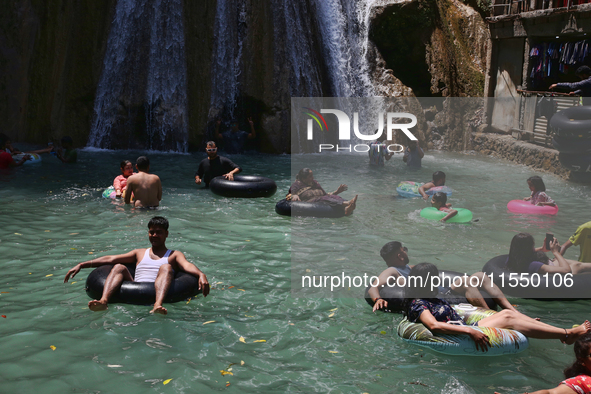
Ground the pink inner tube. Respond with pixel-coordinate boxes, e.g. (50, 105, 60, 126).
(507, 199, 558, 215)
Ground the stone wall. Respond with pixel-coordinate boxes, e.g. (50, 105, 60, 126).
(471, 132, 570, 178)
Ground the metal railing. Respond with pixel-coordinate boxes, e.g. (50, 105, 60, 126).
(491, 0, 590, 17)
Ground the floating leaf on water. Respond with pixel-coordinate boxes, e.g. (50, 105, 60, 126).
(238, 289, 245, 291)
(28, 273, 32, 275)
(227, 368, 232, 372)
(70, 248, 77, 250)
(44, 230, 51, 232)
(14, 233, 22, 235)
(107, 365, 122, 368)
(1, 315, 6, 318)
(226, 383, 231, 387)
(245, 240, 250, 242)
(253, 340, 266, 343)
(186, 298, 191, 304)
(69, 233, 79, 235)
(50, 345, 56, 351)
(214, 282, 223, 285)
(328, 351, 338, 354)
(288, 323, 294, 326)
(240, 361, 245, 366)
(380, 331, 387, 335)
(71, 282, 77, 285)
(45, 274, 53, 277)
(328, 313, 335, 318)
(329, 308, 338, 312)
(163, 379, 172, 385)
(228, 286, 235, 289)
(203, 321, 215, 325)
(220, 370, 233, 376)
(239, 337, 246, 343)
(0, 292, 9, 294)
(88, 252, 94, 255)
(305, 269, 311, 273)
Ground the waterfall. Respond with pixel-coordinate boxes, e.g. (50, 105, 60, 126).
(313, 0, 376, 98)
(208, 0, 379, 117)
(208, 0, 247, 121)
(88, 0, 188, 152)
(280, 0, 390, 151)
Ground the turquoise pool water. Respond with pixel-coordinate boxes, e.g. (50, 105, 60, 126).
(1, 148, 589, 393)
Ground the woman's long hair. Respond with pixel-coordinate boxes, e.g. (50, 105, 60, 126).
(527, 176, 546, 193)
(564, 333, 591, 378)
(506, 233, 536, 273)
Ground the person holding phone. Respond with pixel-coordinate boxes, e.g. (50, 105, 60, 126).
(507, 233, 575, 275)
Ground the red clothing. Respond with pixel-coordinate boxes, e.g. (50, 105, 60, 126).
(113, 174, 131, 191)
(0, 151, 14, 169)
(563, 375, 591, 394)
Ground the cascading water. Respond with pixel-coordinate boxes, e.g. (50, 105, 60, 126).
(88, 0, 188, 152)
(313, 0, 376, 98)
(145, 0, 188, 152)
(208, 0, 247, 121)
(208, 0, 385, 151)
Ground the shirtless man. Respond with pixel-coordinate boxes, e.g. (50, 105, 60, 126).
(125, 156, 162, 208)
(64, 216, 209, 314)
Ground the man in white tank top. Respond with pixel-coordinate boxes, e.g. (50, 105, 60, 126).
(64, 217, 209, 314)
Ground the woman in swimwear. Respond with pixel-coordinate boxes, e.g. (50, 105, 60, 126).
(288, 168, 358, 216)
(405, 263, 590, 352)
(495, 333, 591, 394)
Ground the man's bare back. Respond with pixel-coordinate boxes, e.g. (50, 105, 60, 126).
(125, 172, 162, 208)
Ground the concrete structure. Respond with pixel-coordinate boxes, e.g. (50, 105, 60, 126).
(484, 1, 591, 145)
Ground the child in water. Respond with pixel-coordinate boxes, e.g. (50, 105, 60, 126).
(55, 136, 77, 163)
(418, 171, 446, 200)
(523, 175, 556, 207)
(431, 191, 457, 222)
(113, 160, 135, 198)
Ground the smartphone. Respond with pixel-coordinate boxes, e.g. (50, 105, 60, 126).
(545, 233, 554, 249)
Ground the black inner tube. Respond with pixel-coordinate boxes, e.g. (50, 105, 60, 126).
(85, 264, 202, 305)
(550, 106, 591, 136)
(482, 254, 591, 300)
(275, 199, 345, 218)
(364, 269, 497, 313)
(209, 175, 277, 198)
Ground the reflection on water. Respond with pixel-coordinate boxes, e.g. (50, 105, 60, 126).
(0, 149, 589, 392)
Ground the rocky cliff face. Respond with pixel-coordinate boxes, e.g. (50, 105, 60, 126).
(0, 0, 115, 147)
(1, 0, 488, 153)
(369, 0, 488, 151)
